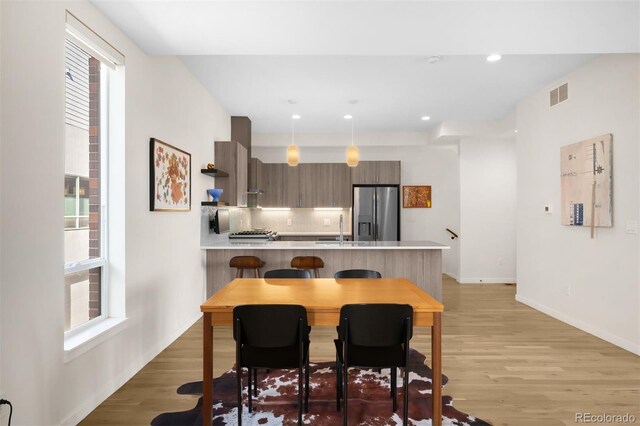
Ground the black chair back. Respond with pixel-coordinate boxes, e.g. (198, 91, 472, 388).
(338, 303, 412, 347)
(334, 269, 382, 279)
(233, 304, 309, 348)
(264, 269, 312, 279)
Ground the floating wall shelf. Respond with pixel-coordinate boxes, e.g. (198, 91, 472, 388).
(201, 201, 228, 207)
(200, 169, 229, 178)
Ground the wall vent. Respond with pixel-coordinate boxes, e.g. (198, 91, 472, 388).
(550, 83, 569, 107)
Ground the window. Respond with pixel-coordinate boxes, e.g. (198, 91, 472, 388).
(64, 38, 106, 331)
(63, 12, 124, 342)
(64, 175, 90, 230)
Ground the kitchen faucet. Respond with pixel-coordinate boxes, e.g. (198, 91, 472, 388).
(339, 214, 344, 244)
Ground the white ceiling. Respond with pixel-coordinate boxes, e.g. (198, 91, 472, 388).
(179, 54, 595, 132)
(91, 1, 638, 133)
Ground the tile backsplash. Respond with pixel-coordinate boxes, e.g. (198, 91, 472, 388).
(251, 208, 351, 233)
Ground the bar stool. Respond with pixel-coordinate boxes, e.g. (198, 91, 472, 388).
(229, 256, 265, 278)
(291, 256, 324, 278)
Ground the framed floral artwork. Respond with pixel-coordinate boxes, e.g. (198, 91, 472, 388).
(403, 185, 432, 208)
(150, 138, 191, 212)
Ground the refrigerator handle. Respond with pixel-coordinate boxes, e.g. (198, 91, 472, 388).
(373, 189, 377, 241)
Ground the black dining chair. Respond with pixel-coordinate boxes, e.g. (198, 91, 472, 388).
(233, 304, 310, 425)
(334, 303, 413, 425)
(333, 269, 383, 337)
(264, 269, 312, 279)
(334, 269, 382, 279)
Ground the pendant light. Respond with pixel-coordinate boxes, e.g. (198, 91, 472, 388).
(345, 115, 359, 167)
(287, 114, 300, 166)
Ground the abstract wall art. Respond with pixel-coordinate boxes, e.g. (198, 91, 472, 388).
(150, 138, 191, 212)
(560, 134, 612, 230)
(403, 185, 432, 208)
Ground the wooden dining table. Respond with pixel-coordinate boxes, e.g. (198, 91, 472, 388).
(200, 277, 444, 426)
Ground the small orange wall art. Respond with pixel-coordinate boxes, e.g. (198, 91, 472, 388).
(403, 185, 432, 208)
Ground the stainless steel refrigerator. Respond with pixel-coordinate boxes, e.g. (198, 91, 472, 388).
(352, 185, 400, 241)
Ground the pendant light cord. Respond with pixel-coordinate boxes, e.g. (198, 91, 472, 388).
(291, 116, 295, 146)
(351, 117, 354, 146)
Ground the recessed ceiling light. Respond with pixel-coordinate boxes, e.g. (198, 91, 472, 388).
(486, 54, 502, 62)
(421, 116, 431, 121)
(344, 115, 353, 120)
(287, 99, 298, 105)
(514, 129, 518, 133)
(292, 114, 301, 119)
(426, 56, 441, 64)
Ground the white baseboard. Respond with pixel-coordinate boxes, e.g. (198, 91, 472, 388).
(61, 312, 203, 425)
(515, 294, 640, 356)
(458, 277, 517, 284)
(443, 271, 459, 281)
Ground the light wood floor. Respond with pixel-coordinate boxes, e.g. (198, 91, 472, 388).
(81, 276, 640, 425)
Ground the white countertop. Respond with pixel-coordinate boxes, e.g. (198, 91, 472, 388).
(277, 231, 353, 236)
(201, 240, 450, 250)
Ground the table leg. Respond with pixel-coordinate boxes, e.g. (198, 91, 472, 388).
(432, 312, 442, 426)
(203, 312, 213, 426)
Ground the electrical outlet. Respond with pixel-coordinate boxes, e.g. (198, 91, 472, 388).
(544, 204, 553, 214)
(564, 285, 571, 296)
(323, 218, 331, 226)
(626, 220, 638, 234)
(286, 218, 292, 226)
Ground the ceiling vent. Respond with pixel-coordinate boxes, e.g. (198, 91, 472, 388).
(550, 83, 569, 107)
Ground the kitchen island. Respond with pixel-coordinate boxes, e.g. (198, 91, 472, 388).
(202, 240, 449, 300)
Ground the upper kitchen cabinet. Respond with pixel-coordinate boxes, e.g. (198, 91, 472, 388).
(298, 164, 316, 208)
(261, 163, 284, 207)
(316, 163, 351, 207)
(258, 162, 353, 208)
(231, 116, 252, 181)
(350, 161, 377, 184)
(332, 163, 352, 207)
(214, 141, 248, 206)
(377, 161, 401, 184)
(249, 158, 265, 191)
(351, 161, 401, 185)
(282, 164, 301, 207)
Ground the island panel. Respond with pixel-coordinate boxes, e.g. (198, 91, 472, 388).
(206, 247, 443, 300)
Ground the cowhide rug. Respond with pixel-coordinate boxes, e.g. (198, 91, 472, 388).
(152, 349, 490, 425)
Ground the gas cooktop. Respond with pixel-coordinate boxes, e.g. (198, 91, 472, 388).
(229, 229, 279, 241)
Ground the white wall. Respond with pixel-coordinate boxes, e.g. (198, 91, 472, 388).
(0, 1, 230, 424)
(459, 138, 517, 283)
(253, 140, 460, 277)
(516, 54, 640, 354)
(0, 0, 3, 418)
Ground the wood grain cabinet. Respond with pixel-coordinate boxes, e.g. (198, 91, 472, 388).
(259, 161, 392, 208)
(261, 163, 283, 207)
(376, 161, 401, 184)
(282, 164, 301, 207)
(314, 164, 332, 207)
(315, 163, 351, 207)
(351, 161, 400, 185)
(214, 141, 247, 206)
(249, 158, 265, 191)
(332, 163, 352, 207)
(298, 164, 318, 208)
